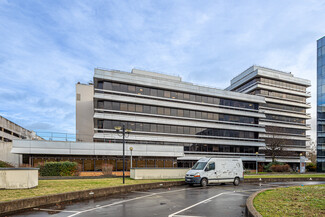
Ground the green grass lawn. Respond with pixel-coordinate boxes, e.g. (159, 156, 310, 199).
(0, 178, 182, 202)
(254, 185, 325, 217)
(245, 173, 325, 179)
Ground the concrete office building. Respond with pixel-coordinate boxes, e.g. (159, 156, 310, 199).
(317, 36, 325, 172)
(0, 115, 41, 166)
(0, 115, 38, 142)
(75, 68, 266, 170)
(226, 66, 311, 168)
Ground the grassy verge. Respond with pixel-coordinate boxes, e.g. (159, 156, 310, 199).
(254, 185, 325, 217)
(0, 178, 182, 202)
(245, 174, 325, 179)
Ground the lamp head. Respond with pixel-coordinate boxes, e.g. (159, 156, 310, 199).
(129, 147, 133, 151)
(126, 129, 132, 133)
(114, 126, 121, 132)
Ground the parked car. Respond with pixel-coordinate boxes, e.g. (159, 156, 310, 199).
(185, 157, 244, 187)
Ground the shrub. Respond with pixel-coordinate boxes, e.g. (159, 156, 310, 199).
(270, 164, 290, 172)
(0, 160, 14, 168)
(39, 161, 78, 176)
(306, 163, 316, 172)
(264, 161, 284, 172)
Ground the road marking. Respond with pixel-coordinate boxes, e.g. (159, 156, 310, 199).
(67, 188, 189, 217)
(33, 208, 79, 213)
(168, 192, 225, 217)
(131, 191, 153, 194)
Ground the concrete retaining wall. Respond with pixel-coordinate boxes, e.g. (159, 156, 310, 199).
(0, 168, 38, 189)
(0, 142, 21, 167)
(0, 180, 185, 216)
(130, 168, 190, 179)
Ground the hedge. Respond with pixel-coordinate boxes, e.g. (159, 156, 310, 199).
(39, 161, 78, 176)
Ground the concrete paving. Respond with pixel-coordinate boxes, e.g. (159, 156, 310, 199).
(11, 181, 325, 217)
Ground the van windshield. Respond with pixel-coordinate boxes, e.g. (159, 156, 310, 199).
(191, 162, 207, 170)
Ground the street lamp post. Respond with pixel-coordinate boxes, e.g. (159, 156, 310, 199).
(129, 147, 133, 169)
(255, 152, 258, 174)
(114, 124, 131, 184)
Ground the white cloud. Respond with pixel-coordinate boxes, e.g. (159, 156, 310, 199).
(0, 0, 324, 139)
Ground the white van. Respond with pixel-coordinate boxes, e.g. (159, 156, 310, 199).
(185, 157, 244, 187)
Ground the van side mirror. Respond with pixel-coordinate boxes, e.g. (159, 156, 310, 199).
(205, 167, 209, 171)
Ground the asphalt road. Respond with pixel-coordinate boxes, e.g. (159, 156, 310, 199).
(11, 181, 325, 217)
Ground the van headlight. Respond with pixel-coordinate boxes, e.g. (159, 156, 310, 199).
(194, 172, 200, 177)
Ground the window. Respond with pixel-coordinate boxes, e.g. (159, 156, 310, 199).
(177, 126, 184, 134)
(120, 84, 128, 92)
(164, 91, 171, 98)
(128, 85, 136, 93)
(143, 123, 150, 131)
(171, 108, 177, 116)
(157, 124, 164, 132)
(177, 109, 184, 117)
(164, 125, 171, 133)
(184, 93, 190, 100)
(158, 107, 164, 115)
(76, 94, 81, 101)
(165, 108, 171, 116)
(136, 86, 143, 95)
(207, 162, 215, 171)
(171, 91, 177, 99)
(144, 105, 150, 113)
(120, 103, 128, 111)
(184, 110, 190, 117)
(112, 82, 120, 91)
(128, 104, 136, 112)
(151, 124, 157, 132)
(104, 101, 112, 110)
(190, 111, 196, 118)
(97, 81, 103, 89)
(112, 102, 120, 110)
(151, 88, 158, 96)
(196, 111, 201, 119)
(158, 90, 164, 97)
(103, 81, 112, 90)
(136, 104, 143, 112)
(177, 92, 184, 100)
(97, 101, 104, 109)
(151, 106, 157, 114)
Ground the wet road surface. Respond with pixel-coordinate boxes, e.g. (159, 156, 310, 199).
(11, 181, 325, 217)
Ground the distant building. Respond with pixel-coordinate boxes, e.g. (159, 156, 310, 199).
(0, 115, 41, 167)
(0, 115, 38, 142)
(226, 66, 311, 169)
(317, 36, 325, 172)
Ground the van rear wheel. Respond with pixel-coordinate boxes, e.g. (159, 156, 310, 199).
(201, 178, 208, 187)
(233, 177, 240, 186)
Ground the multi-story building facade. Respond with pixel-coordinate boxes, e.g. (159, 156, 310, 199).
(0, 115, 38, 142)
(76, 68, 267, 170)
(226, 66, 311, 169)
(317, 36, 325, 172)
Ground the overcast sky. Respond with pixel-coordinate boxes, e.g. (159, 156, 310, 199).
(0, 0, 324, 141)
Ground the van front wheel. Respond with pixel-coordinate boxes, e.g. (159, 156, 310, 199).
(201, 178, 208, 187)
(233, 177, 240, 186)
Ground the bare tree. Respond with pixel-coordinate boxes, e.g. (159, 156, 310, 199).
(264, 126, 291, 162)
(306, 140, 317, 164)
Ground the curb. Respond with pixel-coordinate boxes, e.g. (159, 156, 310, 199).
(243, 177, 325, 183)
(245, 188, 271, 217)
(0, 181, 185, 216)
